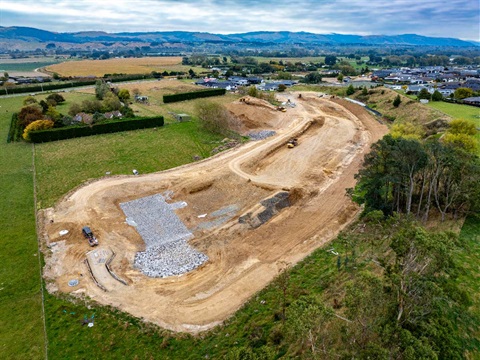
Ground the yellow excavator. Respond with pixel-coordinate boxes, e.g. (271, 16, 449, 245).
(287, 138, 298, 148)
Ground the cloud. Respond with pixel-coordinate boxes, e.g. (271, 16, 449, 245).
(0, 0, 478, 40)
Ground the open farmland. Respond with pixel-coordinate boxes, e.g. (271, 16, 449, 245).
(45, 57, 205, 77)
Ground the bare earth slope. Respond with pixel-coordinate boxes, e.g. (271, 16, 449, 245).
(41, 93, 387, 333)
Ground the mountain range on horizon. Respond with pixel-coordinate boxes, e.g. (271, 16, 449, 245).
(0, 26, 478, 48)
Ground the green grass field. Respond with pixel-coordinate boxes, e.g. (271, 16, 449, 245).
(0, 96, 46, 359)
(0, 62, 60, 72)
(427, 101, 480, 141)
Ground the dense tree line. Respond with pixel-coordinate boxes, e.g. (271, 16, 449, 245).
(353, 134, 480, 221)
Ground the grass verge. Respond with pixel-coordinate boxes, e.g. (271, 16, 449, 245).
(0, 97, 46, 359)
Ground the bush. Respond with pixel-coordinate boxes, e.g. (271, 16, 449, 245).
(23, 96, 37, 106)
(431, 90, 443, 101)
(195, 101, 240, 136)
(46, 93, 65, 104)
(393, 95, 402, 108)
(29, 116, 164, 143)
(417, 88, 431, 100)
(18, 104, 44, 127)
(448, 119, 477, 136)
(163, 88, 226, 103)
(23, 119, 54, 141)
(346, 84, 355, 96)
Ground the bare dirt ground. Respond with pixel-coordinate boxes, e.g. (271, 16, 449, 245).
(41, 92, 387, 333)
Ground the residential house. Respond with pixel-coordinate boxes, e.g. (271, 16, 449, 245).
(462, 97, 480, 106)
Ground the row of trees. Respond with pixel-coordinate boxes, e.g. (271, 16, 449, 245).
(353, 129, 479, 221)
(415, 87, 478, 101)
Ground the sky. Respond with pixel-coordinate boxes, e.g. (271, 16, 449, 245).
(0, 0, 479, 40)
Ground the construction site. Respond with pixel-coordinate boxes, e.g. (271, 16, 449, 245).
(41, 92, 387, 333)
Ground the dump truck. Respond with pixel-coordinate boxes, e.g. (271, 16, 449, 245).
(82, 226, 98, 247)
(287, 138, 298, 148)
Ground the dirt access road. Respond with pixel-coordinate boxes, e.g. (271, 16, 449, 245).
(41, 93, 387, 333)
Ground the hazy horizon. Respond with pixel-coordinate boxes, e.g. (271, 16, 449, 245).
(0, 0, 479, 41)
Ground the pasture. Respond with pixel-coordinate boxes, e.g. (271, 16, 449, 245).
(427, 101, 480, 141)
(0, 96, 46, 359)
(46, 57, 206, 77)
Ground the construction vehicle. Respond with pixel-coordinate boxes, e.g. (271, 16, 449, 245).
(82, 226, 98, 247)
(276, 106, 287, 112)
(287, 138, 298, 148)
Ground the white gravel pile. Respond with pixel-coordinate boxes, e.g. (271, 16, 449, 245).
(134, 240, 208, 278)
(120, 194, 208, 278)
(248, 130, 276, 141)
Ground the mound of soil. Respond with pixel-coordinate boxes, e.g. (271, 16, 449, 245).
(226, 96, 279, 131)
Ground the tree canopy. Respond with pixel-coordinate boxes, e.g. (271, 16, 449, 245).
(353, 135, 480, 221)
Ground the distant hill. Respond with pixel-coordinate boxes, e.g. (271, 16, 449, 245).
(0, 26, 476, 47)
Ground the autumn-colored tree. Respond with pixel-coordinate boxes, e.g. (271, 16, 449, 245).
(18, 104, 44, 127)
(22, 119, 54, 141)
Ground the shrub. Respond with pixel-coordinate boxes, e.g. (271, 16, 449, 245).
(46, 93, 65, 104)
(163, 88, 226, 103)
(29, 116, 164, 143)
(247, 86, 258, 98)
(195, 101, 240, 136)
(417, 88, 431, 100)
(18, 104, 44, 127)
(431, 90, 443, 101)
(393, 94, 402, 108)
(448, 119, 477, 136)
(23, 96, 37, 106)
(118, 89, 130, 101)
(442, 133, 477, 153)
(22, 120, 54, 141)
(346, 84, 355, 96)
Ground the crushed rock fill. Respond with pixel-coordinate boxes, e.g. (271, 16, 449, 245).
(120, 194, 208, 278)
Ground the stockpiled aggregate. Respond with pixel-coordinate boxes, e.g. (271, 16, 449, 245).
(248, 130, 276, 141)
(120, 194, 208, 277)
